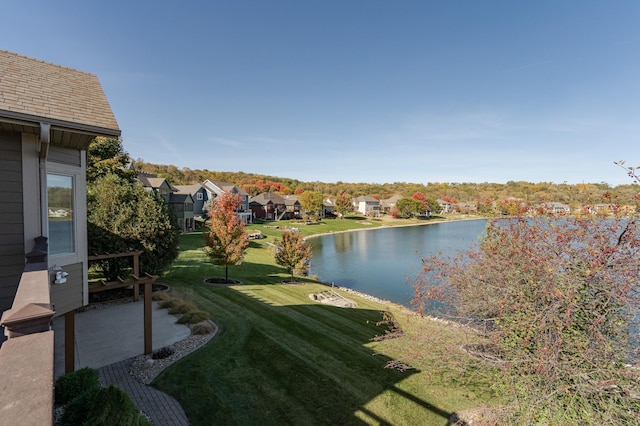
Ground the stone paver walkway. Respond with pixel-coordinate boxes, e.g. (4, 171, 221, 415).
(98, 359, 189, 426)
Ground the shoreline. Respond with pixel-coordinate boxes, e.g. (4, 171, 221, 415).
(303, 215, 487, 241)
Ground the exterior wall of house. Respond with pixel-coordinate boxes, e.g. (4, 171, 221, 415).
(50, 262, 83, 316)
(193, 187, 208, 216)
(172, 201, 195, 232)
(49, 146, 81, 167)
(250, 201, 273, 219)
(0, 131, 24, 313)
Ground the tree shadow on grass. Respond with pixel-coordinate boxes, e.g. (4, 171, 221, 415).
(154, 284, 470, 425)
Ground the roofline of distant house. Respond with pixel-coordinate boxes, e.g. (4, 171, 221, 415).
(0, 109, 121, 137)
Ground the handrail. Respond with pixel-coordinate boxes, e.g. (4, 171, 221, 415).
(0, 237, 55, 425)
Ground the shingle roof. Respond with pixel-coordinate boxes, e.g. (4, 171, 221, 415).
(205, 180, 248, 197)
(137, 173, 170, 190)
(249, 192, 285, 205)
(0, 50, 119, 134)
(173, 183, 203, 195)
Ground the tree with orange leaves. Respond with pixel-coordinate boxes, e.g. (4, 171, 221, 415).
(203, 192, 249, 283)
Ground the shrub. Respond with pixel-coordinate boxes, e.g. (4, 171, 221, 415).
(191, 321, 215, 335)
(55, 367, 100, 405)
(62, 385, 150, 426)
(60, 385, 101, 426)
(177, 310, 210, 324)
(167, 300, 197, 315)
(152, 291, 171, 301)
(152, 347, 175, 359)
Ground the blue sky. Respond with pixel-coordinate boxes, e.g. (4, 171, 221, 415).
(3, 1, 640, 185)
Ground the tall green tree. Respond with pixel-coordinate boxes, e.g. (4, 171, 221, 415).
(272, 231, 312, 283)
(203, 192, 249, 283)
(396, 197, 423, 218)
(87, 173, 179, 280)
(426, 198, 441, 215)
(87, 137, 136, 184)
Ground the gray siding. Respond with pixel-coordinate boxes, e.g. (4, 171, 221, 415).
(0, 131, 24, 312)
(48, 145, 81, 167)
(50, 262, 83, 316)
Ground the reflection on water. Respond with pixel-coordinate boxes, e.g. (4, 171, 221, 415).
(309, 220, 487, 308)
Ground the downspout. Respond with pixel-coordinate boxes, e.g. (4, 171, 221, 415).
(38, 123, 50, 238)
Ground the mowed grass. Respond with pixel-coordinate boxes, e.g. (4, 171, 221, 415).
(155, 221, 495, 425)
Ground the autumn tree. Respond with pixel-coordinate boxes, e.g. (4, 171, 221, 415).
(298, 191, 324, 220)
(272, 231, 312, 283)
(203, 192, 249, 283)
(334, 190, 353, 218)
(412, 192, 428, 210)
(413, 215, 640, 424)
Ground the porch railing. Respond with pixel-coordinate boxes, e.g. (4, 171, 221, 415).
(0, 237, 55, 425)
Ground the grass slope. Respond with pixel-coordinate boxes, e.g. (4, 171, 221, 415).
(155, 220, 494, 425)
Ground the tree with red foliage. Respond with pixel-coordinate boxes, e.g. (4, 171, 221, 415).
(413, 213, 640, 423)
(203, 192, 249, 283)
(412, 192, 428, 210)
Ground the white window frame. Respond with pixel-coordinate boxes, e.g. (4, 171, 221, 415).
(46, 161, 87, 267)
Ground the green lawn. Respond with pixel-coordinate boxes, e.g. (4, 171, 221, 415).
(155, 218, 495, 425)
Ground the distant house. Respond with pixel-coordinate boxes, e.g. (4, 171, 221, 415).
(0, 49, 120, 422)
(542, 202, 571, 215)
(174, 183, 208, 223)
(249, 192, 285, 220)
(202, 179, 252, 223)
(380, 195, 403, 213)
(169, 192, 195, 232)
(353, 196, 381, 217)
(283, 195, 302, 220)
(137, 173, 173, 203)
(136, 174, 194, 231)
(436, 199, 452, 214)
(323, 197, 335, 217)
(452, 202, 477, 214)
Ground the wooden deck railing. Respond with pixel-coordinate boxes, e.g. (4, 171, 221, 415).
(0, 237, 55, 425)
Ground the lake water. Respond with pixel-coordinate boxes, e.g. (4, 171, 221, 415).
(308, 219, 488, 308)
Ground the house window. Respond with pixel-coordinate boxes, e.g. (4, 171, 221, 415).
(197, 192, 203, 200)
(47, 173, 75, 255)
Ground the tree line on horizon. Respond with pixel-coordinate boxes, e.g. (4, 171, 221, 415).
(134, 160, 639, 209)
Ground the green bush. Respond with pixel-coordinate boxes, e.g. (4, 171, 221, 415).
(177, 310, 209, 324)
(55, 367, 100, 405)
(87, 173, 180, 280)
(60, 385, 100, 426)
(62, 385, 150, 426)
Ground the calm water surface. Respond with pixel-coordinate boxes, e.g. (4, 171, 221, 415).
(308, 219, 487, 308)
